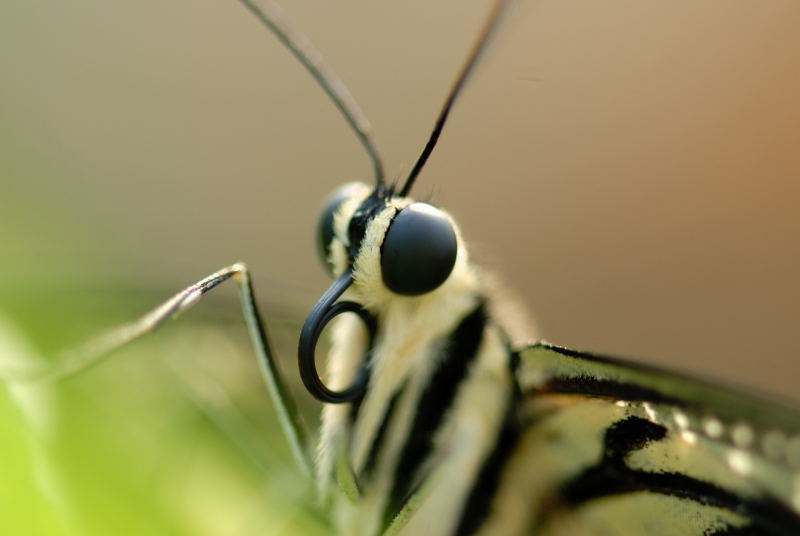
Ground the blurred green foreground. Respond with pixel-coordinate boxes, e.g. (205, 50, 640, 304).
(0, 289, 328, 536)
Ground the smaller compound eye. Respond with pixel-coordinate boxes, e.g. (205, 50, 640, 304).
(316, 182, 368, 274)
(380, 203, 457, 296)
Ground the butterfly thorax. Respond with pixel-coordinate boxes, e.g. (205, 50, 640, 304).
(315, 185, 521, 534)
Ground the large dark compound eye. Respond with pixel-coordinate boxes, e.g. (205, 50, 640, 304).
(380, 203, 457, 296)
(316, 182, 367, 273)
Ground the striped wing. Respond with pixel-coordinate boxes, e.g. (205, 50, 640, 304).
(510, 342, 800, 535)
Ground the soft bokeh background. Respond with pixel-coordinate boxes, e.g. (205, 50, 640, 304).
(1, 0, 799, 534)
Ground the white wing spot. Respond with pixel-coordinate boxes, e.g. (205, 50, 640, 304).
(680, 430, 698, 445)
(727, 449, 752, 476)
(702, 417, 724, 439)
(762, 429, 787, 460)
(731, 422, 755, 449)
(672, 410, 689, 430)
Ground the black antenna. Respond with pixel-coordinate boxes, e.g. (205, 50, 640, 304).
(239, 0, 386, 187)
(399, 0, 508, 197)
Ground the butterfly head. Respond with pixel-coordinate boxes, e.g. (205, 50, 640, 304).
(316, 182, 468, 307)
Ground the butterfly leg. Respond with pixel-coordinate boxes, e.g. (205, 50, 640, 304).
(6, 262, 314, 477)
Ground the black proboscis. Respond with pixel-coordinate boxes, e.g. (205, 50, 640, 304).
(298, 271, 376, 403)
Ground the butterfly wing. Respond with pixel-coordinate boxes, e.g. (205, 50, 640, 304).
(505, 342, 800, 535)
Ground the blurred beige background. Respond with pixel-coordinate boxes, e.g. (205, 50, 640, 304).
(1, 0, 798, 400)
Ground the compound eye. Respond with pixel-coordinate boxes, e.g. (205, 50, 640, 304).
(380, 203, 457, 296)
(316, 182, 368, 274)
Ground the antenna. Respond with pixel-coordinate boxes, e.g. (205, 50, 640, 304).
(399, 0, 508, 197)
(238, 0, 386, 187)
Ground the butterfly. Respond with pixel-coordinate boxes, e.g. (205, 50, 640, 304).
(2, 0, 799, 535)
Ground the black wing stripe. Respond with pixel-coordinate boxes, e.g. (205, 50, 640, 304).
(551, 417, 800, 536)
(382, 303, 488, 527)
(537, 343, 698, 377)
(537, 376, 686, 406)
